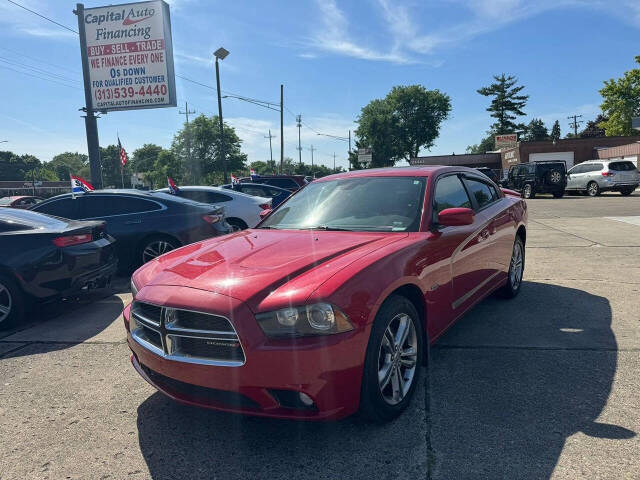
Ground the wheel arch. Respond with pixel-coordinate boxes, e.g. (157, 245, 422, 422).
(516, 224, 526, 246)
(136, 232, 182, 258)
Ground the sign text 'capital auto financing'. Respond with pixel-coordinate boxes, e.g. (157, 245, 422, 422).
(82, 1, 176, 111)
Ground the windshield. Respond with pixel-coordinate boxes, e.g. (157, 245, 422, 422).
(260, 176, 426, 232)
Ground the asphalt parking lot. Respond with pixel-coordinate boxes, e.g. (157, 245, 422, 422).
(1, 191, 639, 480)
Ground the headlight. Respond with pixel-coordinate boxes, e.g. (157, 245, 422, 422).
(130, 277, 139, 298)
(256, 303, 353, 338)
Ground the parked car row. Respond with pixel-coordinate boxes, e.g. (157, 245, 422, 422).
(493, 160, 639, 199)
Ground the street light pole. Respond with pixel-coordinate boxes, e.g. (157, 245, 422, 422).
(280, 84, 284, 174)
(214, 47, 229, 183)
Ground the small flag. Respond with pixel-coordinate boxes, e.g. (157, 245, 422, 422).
(117, 136, 128, 167)
(168, 177, 179, 194)
(250, 169, 257, 176)
(70, 175, 94, 195)
(231, 174, 239, 184)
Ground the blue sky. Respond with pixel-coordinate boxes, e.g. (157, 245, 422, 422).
(1, 0, 639, 170)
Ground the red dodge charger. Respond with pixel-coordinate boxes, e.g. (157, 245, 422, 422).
(124, 166, 527, 422)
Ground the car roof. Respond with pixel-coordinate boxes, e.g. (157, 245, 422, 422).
(0, 207, 68, 229)
(313, 165, 468, 182)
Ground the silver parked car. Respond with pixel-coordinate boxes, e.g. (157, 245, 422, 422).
(565, 160, 639, 196)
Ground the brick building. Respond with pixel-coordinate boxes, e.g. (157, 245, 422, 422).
(411, 135, 640, 173)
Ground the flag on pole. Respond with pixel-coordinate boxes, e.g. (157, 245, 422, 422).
(231, 174, 239, 184)
(117, 136, 128, 167)
(250, 169, 257, 179)
(70, 175, 94, 197)
(168, 177, 179, 194)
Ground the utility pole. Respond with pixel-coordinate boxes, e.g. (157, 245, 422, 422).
(265, 129, 275, 164)
(179, 101, 196, 179)
(308, 145, 316, 174)
(568, 114, 583, 137)
(280, 84, 284, 174)
(348, 130, 352, 170)
(214, 47, 229, 183)
(75, 3, 102, 189)
(333, 152, 336, 171)
(296, 114, 302, 166)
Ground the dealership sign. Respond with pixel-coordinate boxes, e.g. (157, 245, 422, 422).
(80, 1, 176, 111)
(495, 134, 518, 149)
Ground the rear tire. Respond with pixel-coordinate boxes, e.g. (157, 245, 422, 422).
(620, 188, 634, 196)
(360, 295, 423, 422)
(0, 274, 24, 330)
(553, 191, 564, 198)
(140, 236, 179, 264)
(499, 236, 525, 299)
(587, 181, 600, 197)
(522, 184, 535, 199)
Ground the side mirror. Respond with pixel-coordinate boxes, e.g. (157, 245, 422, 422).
(259, 208, 272, 219)
(438, 207, 475, 227)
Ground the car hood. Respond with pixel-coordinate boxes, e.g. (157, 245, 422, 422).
(138, 229, 408, 312)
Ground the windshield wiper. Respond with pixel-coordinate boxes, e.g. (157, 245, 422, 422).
(304, 225, 352, 231)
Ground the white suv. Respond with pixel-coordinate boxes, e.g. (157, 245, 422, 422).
(565, 160, 639, 196)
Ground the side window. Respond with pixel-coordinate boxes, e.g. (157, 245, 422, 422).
(115, 197, 162, 214)
(265, 178, 297, 189)
(0, 221, 30, 233)
(207, 192, 233, 203)
(179, 190, 210, 203)
(32, 198, 80, 219)
(569, 165, 582, 174)
(433, 175, 472, 217)
(464, 178, 497, 209)
(241, 186, 268, 197)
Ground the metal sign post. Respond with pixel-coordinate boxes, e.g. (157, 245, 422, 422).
(75, 3, 103, 189)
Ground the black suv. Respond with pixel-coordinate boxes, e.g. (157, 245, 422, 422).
(501, 161, 567, 199)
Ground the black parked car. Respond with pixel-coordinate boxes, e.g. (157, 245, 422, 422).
(501, 161, 567, 198)
(31, 190, 230, 270)
(474, 167, 499, 184)
(0, 209, 117, 329)
(221, 182, 291, 207)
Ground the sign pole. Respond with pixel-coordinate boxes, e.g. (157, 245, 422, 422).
(74, 3, 102, 190)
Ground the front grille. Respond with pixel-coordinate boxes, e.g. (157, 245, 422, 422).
(130, 301, 245, 366)
(140, 364, 259, 409)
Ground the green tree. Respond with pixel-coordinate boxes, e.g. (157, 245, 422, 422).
(100, 145, 132, 188)
(48, 152, 89, 180)
(466, 133, 496, 154)
(147, 150, 182, 187)
(477, 74, 529, 133)
(131, 144, 163, 174)
(522, 118, 549, 141)
(599, 56, 640, 136)
(0, 152, 43, 180)
(355, 85, 451, 167)
(580, 114, 607, 138)
(550, 120, 561, 141)
(171, 114, 247, 184)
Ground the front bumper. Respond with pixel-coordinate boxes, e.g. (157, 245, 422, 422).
(123, 287, 369, 420)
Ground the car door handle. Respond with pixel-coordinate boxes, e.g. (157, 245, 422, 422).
(124, 219, 142, 225)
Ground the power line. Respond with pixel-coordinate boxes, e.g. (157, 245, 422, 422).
(0, 56, 81, 84)
(0, 45, 80, 74)
(0, 63, 77, 89)
(6, 0, 78, 34)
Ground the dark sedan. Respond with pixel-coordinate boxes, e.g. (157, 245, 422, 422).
(0, 196, 43, 209)
(31, 190, 230, 270)
(0, 209, 117, 329)
(221, 182, 291, 207)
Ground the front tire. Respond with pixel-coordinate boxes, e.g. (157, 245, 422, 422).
(499, 236, 525, 299)
(553, 191, 564, 198)
(522, 184, 535, 199)
(227, 218, 248, 231)
(0, 274, 24, 330)
(360, 295, 423, 422)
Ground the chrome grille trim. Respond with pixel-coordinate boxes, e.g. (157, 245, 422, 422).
(130, 301, 246, 367)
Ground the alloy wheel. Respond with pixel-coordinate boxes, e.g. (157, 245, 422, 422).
(0, 283, 12, 325)
(523, 184, 532, 199)
(587, 182, 599, 197)
(509, 240, 524, 290)
(377, 313, 418, 405)
(142, 240, 175, 263)
(550, 171, 562, 183)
